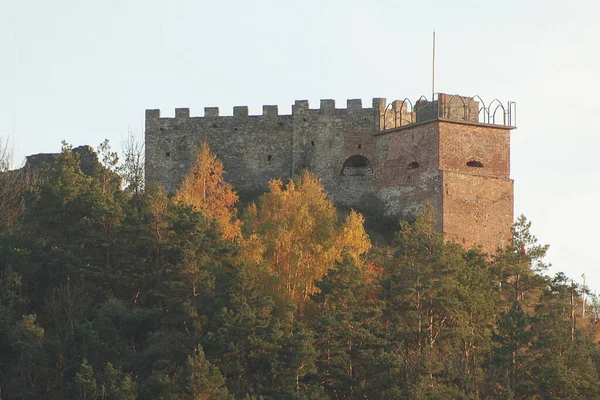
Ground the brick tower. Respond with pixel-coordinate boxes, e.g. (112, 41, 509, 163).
(373, 94, 515, 252)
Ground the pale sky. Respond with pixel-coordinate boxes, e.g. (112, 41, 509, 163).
(1, 0, 599, 291)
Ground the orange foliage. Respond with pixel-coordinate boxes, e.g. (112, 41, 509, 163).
(240, 170, 371, 307)
(175, 142, 241, 240)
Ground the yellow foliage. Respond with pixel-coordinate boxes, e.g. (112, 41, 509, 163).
(338, 210, 372, 262)
(240, 170, 371, 308)
(175, 142, 240, 240)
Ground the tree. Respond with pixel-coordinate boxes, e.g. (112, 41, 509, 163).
(311, 254, 386, 398)
(72, 359, 98, 400)
(380, 206, 490, 397)
(173, 346, 232, 400)
(118, 131, 145, 197)
(0, 136, 34, 232)
(493, 215, 549, 304)
(98, 362, 136, 400)
(527, 273, 600, 398)
(240, 170, 371, 309)
(383, 207, 458, 352)
(269, 320, 319, 398)
(97, 139, 120, 195)
(202, 275, 287, 397)
(488, 301, 534, 398)
(9, 314, 48, 398)
(175, 141, 240, 240)
(0, 136, 13, 172)
(18, 142, 125, 293)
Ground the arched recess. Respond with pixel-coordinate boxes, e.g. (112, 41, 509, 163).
(342, 155, 373, 176)
(467, 160, 484, 168)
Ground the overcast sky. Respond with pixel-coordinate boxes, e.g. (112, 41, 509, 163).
(1, 0, 599, 291)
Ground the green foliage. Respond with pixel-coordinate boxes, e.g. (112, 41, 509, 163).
(172, 346, 232, 399)
(0, 142, 598, 399)
(310, 254, 386, 398)
(489, 301, 534, 397)
(493, 214, 550, 304)
(99, 362, 136, 400)
(72, 359, 98, 400)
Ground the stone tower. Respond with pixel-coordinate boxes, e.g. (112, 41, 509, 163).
(145, 93, 516, 253)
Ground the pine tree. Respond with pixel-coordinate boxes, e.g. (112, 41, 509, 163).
(489, 301, 534, 398)
(529, 273, 600, 398)
(98, 362, 136, 399)
(9, 314, 48, 398)
(72, 359, 98, 400)
(493, 215, 549, 305)
(173, 346, 232, 400)
(381, 207, 462, 392)
(311, 254, 386, 398)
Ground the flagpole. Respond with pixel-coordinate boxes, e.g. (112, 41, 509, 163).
(432, 30, 436, 101)
(582, 273, 586, 317)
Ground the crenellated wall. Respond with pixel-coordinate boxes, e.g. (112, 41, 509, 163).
(290, 98, 380, 209)
(145, 105, 294, 195)
(146, 98, 386, 204)
(145, 93, 516, 254)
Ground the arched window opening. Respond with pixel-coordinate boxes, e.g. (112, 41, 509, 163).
(342, 155, 373, 176)
(407, 161, 419, 170)
(467, 160, 483, 168)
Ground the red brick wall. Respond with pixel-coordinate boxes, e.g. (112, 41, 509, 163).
(376, 120, 514, 254)
(439, 122, 510, 179)
(442, 171, 513, 253)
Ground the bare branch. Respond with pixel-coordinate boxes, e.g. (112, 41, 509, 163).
(118, 130, 145, 195)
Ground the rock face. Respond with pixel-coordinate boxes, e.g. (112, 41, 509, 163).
(145, 93, 516, 253)
(25, 146, 99, 176)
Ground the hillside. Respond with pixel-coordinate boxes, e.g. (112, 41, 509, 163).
(0, 143, 599, 399)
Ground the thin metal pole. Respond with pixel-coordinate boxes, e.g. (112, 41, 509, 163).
(432, 30, 436, 101)
(13, 16, 18, 139)
(582, 273, 586, 317)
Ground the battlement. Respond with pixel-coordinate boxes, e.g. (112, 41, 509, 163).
(146, 98, 385, 121)
(377, 93, 517, 131)
(146, 94, 516, 132)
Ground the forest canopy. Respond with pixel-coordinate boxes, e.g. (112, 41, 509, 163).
(0, 141, 599, 399)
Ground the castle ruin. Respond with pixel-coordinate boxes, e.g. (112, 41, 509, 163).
(145, 93, 516, 253)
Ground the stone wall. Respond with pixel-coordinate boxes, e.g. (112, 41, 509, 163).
(416, 94, 480, 124)
(291, 99, 380, 211)
(146, 99, 386, 208)
(145, 107, 294, 195)
(25, 145, 99, 176)
(375, 121, 443, 227)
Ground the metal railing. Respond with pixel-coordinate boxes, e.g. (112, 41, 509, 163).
(380, 93, 517, 130)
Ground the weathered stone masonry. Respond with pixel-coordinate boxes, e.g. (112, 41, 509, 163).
(145, 93, 516, 253)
